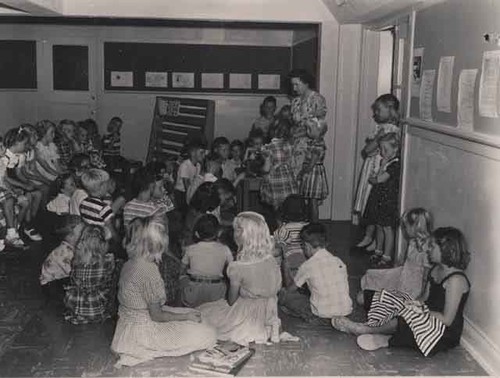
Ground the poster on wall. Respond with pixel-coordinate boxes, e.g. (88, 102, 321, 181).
(258, 74, 281, 90)
(436, 56, 455, 113)
(145, 72, 168, 88)
(201, 73, 224, 89)
(478, 50, 500, 118)
(110, 71, 133, 87)
(411, 48, 424, 97)
(419, 69, 436, 122)
(172, 72, 195, 88)
(229, 73, 252, 89)
(457, 69, 478, 132)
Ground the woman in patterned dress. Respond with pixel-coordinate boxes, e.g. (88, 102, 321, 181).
(289, 69, 329, 221)
(111, 217, 216, 368)
(260, 119, 298, 211)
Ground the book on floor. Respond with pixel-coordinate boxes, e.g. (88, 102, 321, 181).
(188, 340, 255, 377)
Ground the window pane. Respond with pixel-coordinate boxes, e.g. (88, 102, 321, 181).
(0, 40, 37, 89)
(53, 45, 88, 91)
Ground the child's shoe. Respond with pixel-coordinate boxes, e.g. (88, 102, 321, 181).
(23, 227, 43, 242)
(6, 229, 25, 248)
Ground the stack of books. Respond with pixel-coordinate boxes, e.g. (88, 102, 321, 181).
(188, 341, 255, 377)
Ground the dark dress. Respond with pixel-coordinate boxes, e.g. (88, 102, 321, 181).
(389, 271, 471, 355)
(364, 156, 400, 227)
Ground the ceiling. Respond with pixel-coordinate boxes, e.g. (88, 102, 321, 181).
(320, 0, 446, 24)
(0, 0, 446, 24)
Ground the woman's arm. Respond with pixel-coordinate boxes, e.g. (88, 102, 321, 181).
(148, 302, 201, 323)
(227, 279, 241, 306)
(430, 275, 469, 326)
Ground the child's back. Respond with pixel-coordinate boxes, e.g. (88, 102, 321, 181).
(180, 214, 232, 307)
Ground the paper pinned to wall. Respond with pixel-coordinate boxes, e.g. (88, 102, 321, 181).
(229, 73, 252, 89)
(172, 72, 195, 88)
(436, 56, 454, 112)
(111, 71, 133, 87)
(201, 73, 224, 89)
(457, 69, 478, 132)
(479, 50, 500, 118)
(145, 72, 168, 88)
(411, 48, 424, 98)
(419, 69, 436, 122)
(258, 74, 281, 90)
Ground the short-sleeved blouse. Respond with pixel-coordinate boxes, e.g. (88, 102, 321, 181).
(291, 90, 327, 136)
(118, 259, 166, 311)
(227, 256, 282, 299)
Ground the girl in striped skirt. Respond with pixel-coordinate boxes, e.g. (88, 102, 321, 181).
(332, 227, 471, 356)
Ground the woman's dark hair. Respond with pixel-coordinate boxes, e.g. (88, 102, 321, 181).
(300, 222, 327, 248)
(288, 69, 316, 90)
(280, 194, 309, 222)
(190, 182, 220, 213)
(4, 126, 30, 148)
(432, 227, 471, 270)
(248, 127, 265, 143)
(193, 213, 219, 242)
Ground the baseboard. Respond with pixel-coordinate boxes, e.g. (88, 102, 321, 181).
(461, 316, 500, 376)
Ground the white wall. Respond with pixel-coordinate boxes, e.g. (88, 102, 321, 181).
(402, 122, 500, 375)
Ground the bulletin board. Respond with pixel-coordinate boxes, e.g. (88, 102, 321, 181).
(409, 0, 500, 137)
(146, 96, 215, 162)
(104, 42, 291, 94)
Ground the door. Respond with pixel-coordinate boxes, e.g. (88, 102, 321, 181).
(39, 36, 97, 122)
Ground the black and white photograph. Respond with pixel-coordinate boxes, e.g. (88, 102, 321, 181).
(0, 0, 497, 377)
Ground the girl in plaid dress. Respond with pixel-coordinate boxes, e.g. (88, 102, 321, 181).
(64, 224, 116, 324)
(260, 120, 298, 211)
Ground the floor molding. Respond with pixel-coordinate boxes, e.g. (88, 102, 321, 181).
(461, 316, 500, 376)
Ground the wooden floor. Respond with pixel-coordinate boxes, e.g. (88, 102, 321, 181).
(0, 221, 487, 377)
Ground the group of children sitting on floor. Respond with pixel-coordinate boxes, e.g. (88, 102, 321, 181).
(0, 98, 470, 365)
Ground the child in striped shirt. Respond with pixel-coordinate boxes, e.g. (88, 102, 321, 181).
(79, 169, 115, 241)
(123, 168, 167, 229)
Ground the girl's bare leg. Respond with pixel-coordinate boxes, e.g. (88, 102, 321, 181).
(332, 316, 398, 335)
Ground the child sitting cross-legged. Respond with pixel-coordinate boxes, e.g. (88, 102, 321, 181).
(180, 214, 233, 308)
(64, 224, 116, 324)
(279, 223, 352, 325)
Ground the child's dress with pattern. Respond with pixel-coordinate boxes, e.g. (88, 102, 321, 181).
(364, 155, 401, 227)
(301, 139, 329, 200)
(260, 138, 298, 209)
(361, 235, 433, 299)
(352, 123, 400, 225)
(64, 254, 116, 324)
(290, 90, 327, 181)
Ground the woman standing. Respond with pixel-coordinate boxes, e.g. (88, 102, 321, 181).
(289, 69, 329, 221)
